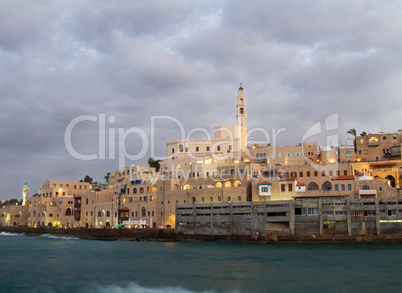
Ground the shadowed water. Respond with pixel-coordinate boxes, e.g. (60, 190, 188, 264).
(1, 232, 401, 292)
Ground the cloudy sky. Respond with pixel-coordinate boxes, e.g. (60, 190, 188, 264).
(1, 0, 401, 200)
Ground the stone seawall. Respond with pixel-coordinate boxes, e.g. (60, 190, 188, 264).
(0, 227, 177, 241)
(2, 227, 402, 243)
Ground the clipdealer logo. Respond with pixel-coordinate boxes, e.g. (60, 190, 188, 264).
(64, 112, 340, 173)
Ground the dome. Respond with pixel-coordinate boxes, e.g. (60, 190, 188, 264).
(358, 175, 372, 181)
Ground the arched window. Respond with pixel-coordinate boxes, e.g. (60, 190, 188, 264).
(224, 181, 231, 188)
(192, 197, 196, 204)
(231, 169, 235, 175)
(49, 213, 53, 217)
(363, 185, 370, 190)
(234, 180, 241, 187)
(142, 207, 146, 217)
(225, 169, 229, 175)
(216, 182, 222, 188)
(174, 184, 179, 190)
(240, 108, 244, 114)
(106, 211, 110, 217)
(86, 198, 89, 204)
(98, 211, 101, 217)
(256, 153, 260, 160)
(182, 184, 190, 190)
(134, 188, 137, 194)
(322, 181, 332, 191)
(140, 187, 144, 193)
(240, 99, 243, 104)
(263, 153, 267, 159)
(66, 208, 72, 216)
(307, 182, 319, 190)
(179, 144, 183, 152)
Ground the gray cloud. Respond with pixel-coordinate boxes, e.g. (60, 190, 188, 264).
(1, 0, 401, 199)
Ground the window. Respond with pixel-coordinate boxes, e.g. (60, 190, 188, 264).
(348, 184, 352, 191)
(322, 181, 332, 191)
(363, 185, 370, 190)
(227, 196, 231, 202)
(295, 152, 300, 157)
(314, 171, 318, 177)
(346, 151, 352, 157)
(270, 154, 273, 158)
(262, 187, 268, 192)
(238, 196, 241, 201)
(281, 184, 286, 192)
(142, 207, 146, 217)
(172, 148, 175, 153)
(217, 146, 221, 151)
(206, 146, 210, 151)
(185, 147, 188, 152)
(179, 144, 183, 152)
(307, 182, 319, 190)
(308, 208, 319, 215)
(379, 187, 383, 192)
(196, 146, 199, 152)
(335, 184, 339, 191)
(97, 211, 101, 217)
(341, 184, 345, 191)
(106, 211, 110, 217)
(329, 171, 333, 176)
(278, 153, 282, 158)
(307, 171, 310, 177)
(288, 184, 293, 192)
(286, 152, 291, 157)
(299, 172, 303, 177)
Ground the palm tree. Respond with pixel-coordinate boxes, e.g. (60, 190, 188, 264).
(347, 128, 357, 154)
(347, 128, 356, 137)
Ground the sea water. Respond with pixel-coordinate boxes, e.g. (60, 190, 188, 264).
(0, 232, 401, 293)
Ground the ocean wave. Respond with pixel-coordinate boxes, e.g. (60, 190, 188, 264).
(86, 282, 242, 293)
(39, 234, 79, 240)
(0, 231, 25, 237)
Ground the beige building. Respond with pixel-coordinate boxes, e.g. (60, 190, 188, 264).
(161, 86, 248, 180)
(27, 180, 90, 227)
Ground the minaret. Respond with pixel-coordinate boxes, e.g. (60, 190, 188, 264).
(22, 183, 28, 206)
(236, 83, 247, 152)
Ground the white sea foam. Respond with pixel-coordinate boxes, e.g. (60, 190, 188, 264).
(90, 283, 242, 293)
(0, 231, 25, 237)
(39, 234, 79, 240)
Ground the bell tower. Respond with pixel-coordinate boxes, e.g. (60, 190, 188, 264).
(236, 83, 247, 152)
(22, 182, 29, 206)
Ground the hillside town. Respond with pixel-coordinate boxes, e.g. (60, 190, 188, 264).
(1, 86, 402, 234)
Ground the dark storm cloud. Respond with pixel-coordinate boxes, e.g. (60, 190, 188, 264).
(1, 0, 401, 199)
